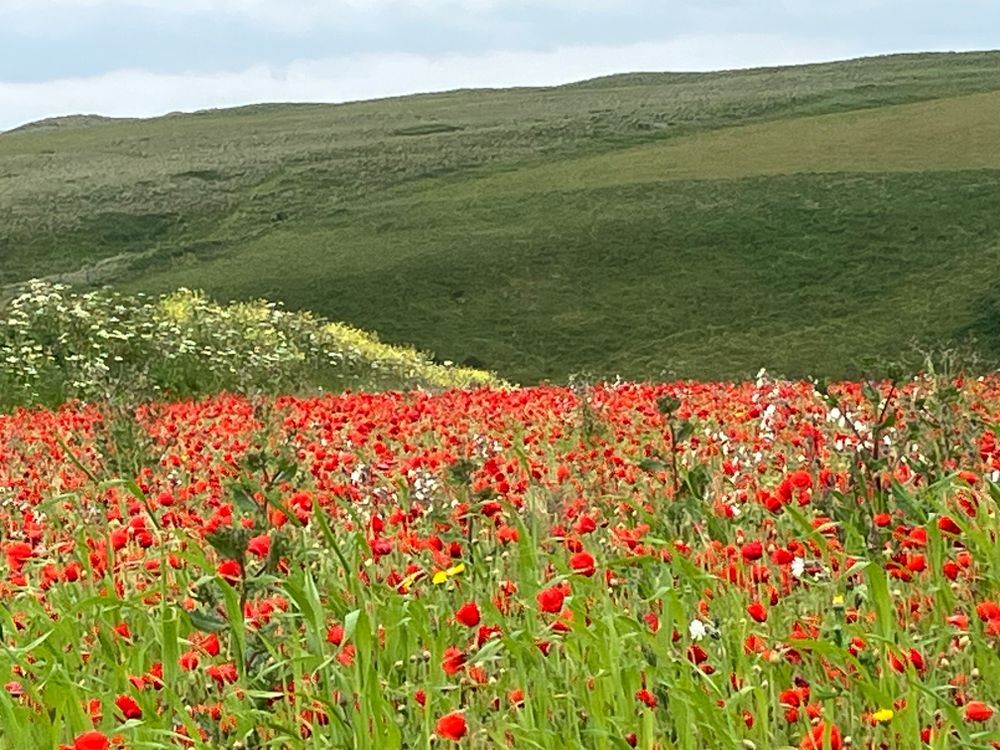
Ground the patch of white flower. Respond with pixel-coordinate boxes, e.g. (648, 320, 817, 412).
(407, 468, 441, 504)
(0, 281, 500, 409)
(688, 618, 707, 641)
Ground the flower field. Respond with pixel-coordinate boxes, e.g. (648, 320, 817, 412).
(2, 374, 1000, 749)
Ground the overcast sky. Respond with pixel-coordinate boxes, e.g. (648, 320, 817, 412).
(0, 0, 996, 131)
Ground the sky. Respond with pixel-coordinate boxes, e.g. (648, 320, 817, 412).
(0, 0, 996, 131)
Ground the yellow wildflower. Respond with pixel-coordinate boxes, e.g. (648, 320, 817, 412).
(432, 563, 466, 585)
(871, 708, 894, 723)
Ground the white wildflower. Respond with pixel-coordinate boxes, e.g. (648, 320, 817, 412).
(689, 619, 707, 641)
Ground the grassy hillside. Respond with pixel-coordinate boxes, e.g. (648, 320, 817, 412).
(2, 51, 1000, 382)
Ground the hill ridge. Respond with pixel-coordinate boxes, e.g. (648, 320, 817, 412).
(4, 113, 137, 135)
(5, 49, 999, 135)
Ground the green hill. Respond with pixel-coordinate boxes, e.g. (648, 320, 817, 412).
(3, 50, 1000, 382)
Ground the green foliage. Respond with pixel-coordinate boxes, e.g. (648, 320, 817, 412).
(2, 51, 1000, 382)
(0, 281, 499, 410)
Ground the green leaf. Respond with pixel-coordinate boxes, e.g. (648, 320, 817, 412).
(188, 609, 229, 633)
(863, 382, 882, 406)
(342, 609, 361, 643)
(674, 420, 695, 446)
(205, 530, 245, 561)
(470, 637, 506, 666)
(843, 558, 871, 577)
(161, 606, 181, 687)
(657, 395, 681, 415)
(218, 579, 247, 678)
(231, 483, 261, 515)
(865, 563, 894, 644)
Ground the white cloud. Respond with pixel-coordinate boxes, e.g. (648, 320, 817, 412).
(3, 0, 596, 9)
(3, 0, 622, 32)
(0, 35, 872, 131)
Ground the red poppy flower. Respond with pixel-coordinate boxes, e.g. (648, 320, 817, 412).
(943, 560, 960, 580)
(537, 585, 565, 613)
(435, 711, 468, 741)
(976, 601, 1000, 622)
(115, 693, 142, 720)
(201, 633, 220, 657)
(247, 533, 271, 558)
(206, 662, 238, 686)
(496, 525, 519, 543)
(938, 515, 962, 534)
(217, 559, 242, 584)
(72, 732, 110, 750)
(336, 643, 356, 666)
(575, 515, 597, 534)
(635, 688, 657, 708)
(800, 722, 842, 750)
(958, 470, 979, 485)
(789, 470, 812, 489)
(746, 601, 768, 623)
(442, 646, 466, 675)
(179, 650, 199, 670)
(569, 551, 596, 577)
(327, 623, 345, 645)
(5, 542, 33, 573)
(455, 601, 481, 628)
(965, 701, 994, 722)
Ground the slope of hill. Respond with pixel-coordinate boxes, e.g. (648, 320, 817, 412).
(2, 51, 1000, 382)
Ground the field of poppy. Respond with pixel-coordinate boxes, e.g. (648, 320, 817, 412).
(1, 372, 1000, 748)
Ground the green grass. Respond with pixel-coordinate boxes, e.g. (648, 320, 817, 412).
(2, 50, 1000, 382)
(468, 90, 1000, 188)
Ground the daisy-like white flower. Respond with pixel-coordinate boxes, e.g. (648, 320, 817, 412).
(791, 557, 806, 579)
(689, 618, 707, 641)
